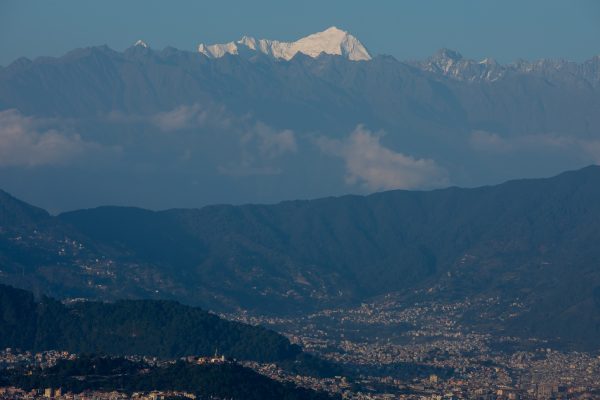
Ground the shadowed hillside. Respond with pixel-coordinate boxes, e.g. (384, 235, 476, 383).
(1, 166, 600, 348)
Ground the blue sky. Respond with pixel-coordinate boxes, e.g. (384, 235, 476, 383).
(1, 0, 599, 66)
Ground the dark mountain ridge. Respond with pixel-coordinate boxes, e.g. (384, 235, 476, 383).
(1, 166, 600, 348)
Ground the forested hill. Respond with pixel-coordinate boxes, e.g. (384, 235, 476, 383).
(0, 284, 299, 362)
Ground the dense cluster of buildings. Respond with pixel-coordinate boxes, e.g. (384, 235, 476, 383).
(0, 349, 232, 400)
(242, 357, 600, 400)
(2, 292, 600, 399)
(0, 387, 196, 400)
(0, 349, 76, 370)
(225, 297, 600, 399)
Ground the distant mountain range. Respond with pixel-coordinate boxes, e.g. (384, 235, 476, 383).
(412, 48, 600, 84)
(1, 29, 599, 211)
(2, 34, 599, 129)
(1, 166, 599, 349)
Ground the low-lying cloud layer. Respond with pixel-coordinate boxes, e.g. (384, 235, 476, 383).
(242, 122, 297, 159)
(470, 130, 600, 163)
(219, 122, 297, 176)
(152, 103, 232, 132)
(0, 109, 95, 167)
(317, 126, 448, 191)
(3, 103, 598, 212)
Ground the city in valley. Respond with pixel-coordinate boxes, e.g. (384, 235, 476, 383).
(2, 295, 599, 400)
(229, 297, 600, 399)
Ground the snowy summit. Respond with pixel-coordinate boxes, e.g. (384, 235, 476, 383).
(198, 26, 371, 61)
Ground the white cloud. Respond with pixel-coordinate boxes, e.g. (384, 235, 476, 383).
(317, 125, 448, 191)
(219, 122, 297, 176)
(152, 103, 231, 132)
(109, 104, 297, 175)
(241, 122, 297, 158)
(0, 109, 97, 167)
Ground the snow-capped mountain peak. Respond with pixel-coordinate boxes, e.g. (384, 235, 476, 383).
(197, 26, 371, 61)
(412, 49, 600, 84)
(134, 40, 148, 48)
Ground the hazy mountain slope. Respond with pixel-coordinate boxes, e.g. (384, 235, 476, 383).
(0, 189, 92, 294)
(2, 45, 600, 137)
(0, 189, 181, 301)
(0, 189, 50, 227)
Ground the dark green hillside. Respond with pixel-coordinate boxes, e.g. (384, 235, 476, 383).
(0, 284, 299, 362)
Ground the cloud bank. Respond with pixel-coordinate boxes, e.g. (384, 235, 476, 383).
(152, 103, 231, 132)
(219, 122, 297, 176)
(0, 109, 95, 167)
(241, 122, 297, 158)
(317, 125, 448, 191)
